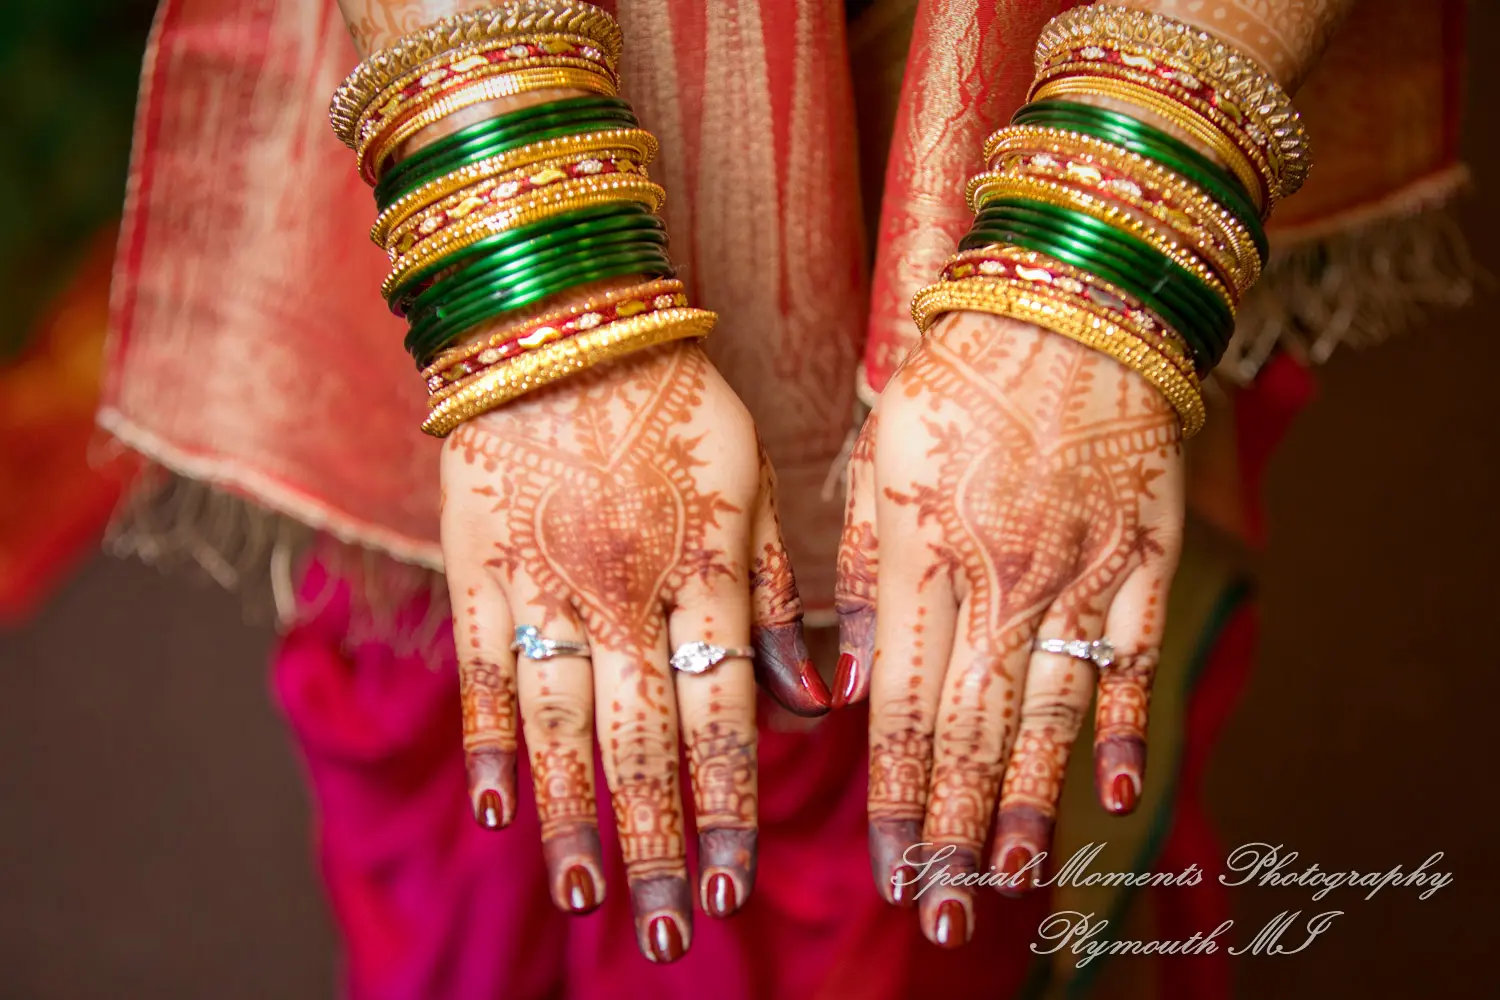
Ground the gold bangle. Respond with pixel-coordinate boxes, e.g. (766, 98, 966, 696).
(355, 54, 614, 157)
(911, 278, 1205, 436)
(973, 149, 1260, 296)
(1032, 59, 1278, 208)
(421, 308, 716, 436)
(371, 128, 659, 245)
(423, 278, 686, 379)
(1030, 75, 1270, 215)
(1035, 5, 1308, 197)
(984, 124, 1262, 284)
(386, 151, 648, 253)
(353, 35, 614, 149)
(360, 65, 617, 183)
(427, 284, 692, 403)
(381, 175, 667, 299)
(965, 172, 1237, 310)
(329, 0, 624, 147)
(940, 245, 1197, 380)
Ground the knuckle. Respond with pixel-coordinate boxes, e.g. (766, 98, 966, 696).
(526, 692, 594, 741)
(1018, 694, 1086, 738)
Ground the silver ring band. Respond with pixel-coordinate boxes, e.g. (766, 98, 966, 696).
(1034, 637, 1116, 668)
(511, 625, 591, 661)
(670, 641, 754, 675)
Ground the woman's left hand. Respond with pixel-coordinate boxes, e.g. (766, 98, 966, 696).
(834, 313, 1185, 947)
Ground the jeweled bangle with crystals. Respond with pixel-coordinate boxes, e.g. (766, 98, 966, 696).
(911, 277, 1205, 436)
(1030, 74, 1270, 214)
(328, 0, 624, 147)
(1034, 4, 1308, 197)
(426, 282, 691, 401)
(360, 66, 618, 183)
(421, 309, 716, 436)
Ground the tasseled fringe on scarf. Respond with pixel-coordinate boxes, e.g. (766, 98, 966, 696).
(103, 465, 451, 658)
(1220, 195, 1480, 382)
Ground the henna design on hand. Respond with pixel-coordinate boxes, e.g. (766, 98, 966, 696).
(747, 451, 829, 717)
(687, 715, 758, 917)
(859, 316, 1184, 930)
(834, 414, 879, 708)
(458, 584, 518, 828)
(448, 348, 739, 666)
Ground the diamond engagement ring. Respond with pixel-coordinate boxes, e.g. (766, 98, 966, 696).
(510, 625, 591, 661)
(1034, 637, 1116, 668)
(669, 641, 754, 675)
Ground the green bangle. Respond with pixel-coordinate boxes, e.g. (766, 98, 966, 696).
(972, 199, 1235, 343)
(408, 222, 667, 316)
(962, 222, 1219, 373)
(964, 210, 1228, 369)
(974, 197, 1233, 318)
(1011, 99, 1268, 257)
(387, 204, 657, 308)
(375, 97, 638, 206)
(404, 247, 675, 363)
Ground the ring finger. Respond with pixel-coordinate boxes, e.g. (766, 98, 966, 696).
(507, 579, 605, 914)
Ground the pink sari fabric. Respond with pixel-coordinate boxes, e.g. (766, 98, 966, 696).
(274, 563, 1047, 999)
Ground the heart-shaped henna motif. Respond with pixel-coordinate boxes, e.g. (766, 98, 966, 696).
(536, 467, 687, 648)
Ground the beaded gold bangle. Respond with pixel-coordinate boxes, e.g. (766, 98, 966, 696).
(421, 308, 716, 436)
(938, 245, 1196, 380)
(1035, 4, 1308, 197)
(371, 128, 659, 244)
(381, 175, 667, 299)
(356, 55, 615, 160)
(427, 283, 692, 403)
(386, 152, 648, 254)
(1030, 75, 1269, 215)
(984, 125, 1262, 286)
(975, 149, 1260, 295)
(965, 172, 1237, 309)
(911, 278, 1205, 436)
(360, 66, 618, 183)
(1032, 59, 1277, 211)
(424, 277, 684, 377)
(329, 0, 624, 147)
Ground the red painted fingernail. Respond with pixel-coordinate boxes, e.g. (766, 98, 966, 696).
(647, 915, 685, 963)
(832, 653, 859, 709)
(1110, 773, 1138, 814)
(564, 866, 596, 913)
(1000, 846, 1032, 886)
(705, 872, 737, 918)
(891, 864, 919, 906)
(934, 899, 968, 948)
(798, 661, 832, 708)
(477, 790, 502, 829)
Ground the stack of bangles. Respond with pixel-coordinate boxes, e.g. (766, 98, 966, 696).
(912, 4, 1311, 438)
(328, 0, 715, 437)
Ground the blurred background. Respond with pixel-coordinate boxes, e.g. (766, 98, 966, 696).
(0, 1, 1495, 998)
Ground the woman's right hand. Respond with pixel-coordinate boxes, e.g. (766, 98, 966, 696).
(439, 339, 826, 963)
